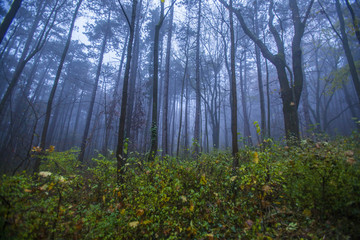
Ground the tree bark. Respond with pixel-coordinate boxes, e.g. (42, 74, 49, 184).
(193, 0, 202, 157)
(0, 0, 22, 45)
(335, 0, 360, 104)
(116, 0, 137, 183)
(229, 0, 238, 165)
(162, 4, 174, 156)
(254, 0, 266, 141)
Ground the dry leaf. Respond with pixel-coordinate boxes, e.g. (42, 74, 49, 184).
(136, 209, 144, 217)
(129, 221, 139, 228)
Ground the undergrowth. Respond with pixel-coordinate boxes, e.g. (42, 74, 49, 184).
(1, 133, 359, 239)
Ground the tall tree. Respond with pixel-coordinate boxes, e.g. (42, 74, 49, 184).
(334, 0, 360, 104)
(149, 0, 176, 161)
(116, 0, 137, 183)
(162, 1, 174, 156)
(193, 0, 202, 156)
(34, 0, 83, 173)
(78, 10, 111, 163)
(220, 0, 315, 140)
(253, 0, 266, 141)
(0, 0, 22, 45)
(229, 0, 238, 165)
(0, 0, 61, 121)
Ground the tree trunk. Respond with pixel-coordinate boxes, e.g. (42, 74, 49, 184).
(335, 0, 360, 104)
(149, 1, 167, 161)
(193, 0, 202, 157)
(125, 1, 142, 146)
(116, 0, 137, 183)
(161, 4, 174, 156)
(240, 52, 252, 146)
(34, 0, 82, 173)
(229, 0, 238, 164)
(78, 9, 109, 163)
(0, 0, 23, 45)
(254, 0, 266, 141)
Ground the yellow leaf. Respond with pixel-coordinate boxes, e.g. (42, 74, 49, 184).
(205, 233, 214, 240)
(189, 202, 194, 212)
(48, 182, 55, 190)
(142, 220, 152, 225)
(136, 209, 144, 217)
(24, 189, 32, 193)
(230, 176, 237, 182)
(200, 174, 207, 185)
(129, 221, 139, 228)
(47, 145, 55, 153)
(32, 146, 42, 152)
(180, 195, 187, 202)
(161, 0, 165, 2)
(252, 152, 259, 164)
(102, 195, 106, 204)
(120, 209, 126, 215)
(117, 191, 122, 198)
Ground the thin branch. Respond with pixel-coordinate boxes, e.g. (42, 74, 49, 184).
(318, 0, 343, 41)
(117, 0, 132, 29)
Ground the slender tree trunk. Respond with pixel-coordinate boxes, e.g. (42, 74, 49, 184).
(254, 0, 266, 141)
(0, 2, 45, 118)
(184, 74, 189, 156)
(125, 1, 142, 145)
(104, 33, 128, 155)
(229, 0, 238, 164)
(162, 5, 174, 156)
(71, 91, 83, 147)
(116, 0, 137, 183)
(0, 0, 23, 45)
(149, 1, 167, 161)
(78, 10, 109, 163)
(265, 58, 271, 138)
(335, 0, 360, 104)
(193, 0, 202, 157)
(240, 53, 252, 146)
(176, 61, 188, 157)
(345, 0, 360, 45)
(34, 0, 82, 173)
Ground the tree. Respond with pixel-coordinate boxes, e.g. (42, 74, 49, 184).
(162, 1, 174, 156)
(116, 0, 137, 183)
(193, 0, 202, 156)
(149, 0, 176, 161)
(78, 10, 111, 163)
(0, 0, 62, 121)
(219, 0, 315, 140)
(34, 0, 83, 173)
(0, 0, 22, 45)
(229, 0, 238, 164)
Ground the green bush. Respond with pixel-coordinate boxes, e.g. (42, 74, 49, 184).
(0, 135, 359, 239)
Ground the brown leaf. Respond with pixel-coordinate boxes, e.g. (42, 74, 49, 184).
(136, 209, 144, 217)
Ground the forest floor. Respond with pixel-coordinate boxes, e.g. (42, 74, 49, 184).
(1, 133, 360, 239)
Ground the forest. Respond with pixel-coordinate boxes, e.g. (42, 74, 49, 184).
(0, 0, 359, 239)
